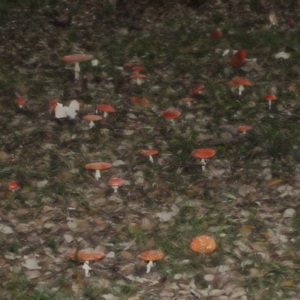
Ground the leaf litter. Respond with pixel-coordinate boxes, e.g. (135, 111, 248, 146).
(1, 0, 300, 299)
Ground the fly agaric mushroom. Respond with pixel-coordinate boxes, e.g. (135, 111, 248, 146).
(62, 54, 93, 81)
(141, 149, 158, 163)
(162, 109, 181, 125)
(190, 235, 216, 254)
(95, 104, 115, 118)
(237, 125, 252, 134)
(227, 77, 251, 96)
(139, 250, 164, 273)
(84, 162, 111, 180)
(230, 50, 246, 68)
(82, 115, 102, 128)
(130, 74, 146, 85)
(69, 248, 105, 277)
(191, 85, 205, 95)
(181, 97, 196, 107)
(192, 148, 216, 171)
(108, 177, 124, 193)
(211, 29, 222, 39)
(132, 66, 143, 73)
(16, 98, 25, 109)
(130, 96, 150, 108)
(264, 94, 276, 110)
(7, 181, 19, 192)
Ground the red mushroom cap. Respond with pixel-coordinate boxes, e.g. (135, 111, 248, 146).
(69, 249, 105, 261)
(264, 94, 277, 101)
(181, 97, 196, 104)
(138, 250, 164, 261)
(237, 125, 253, 133)
(161, 109, 181, 120)
(7, 181, 19, 191)
(130, 96, 150, 108)
(17, 98, 25, 106)
(141, 149, 158, 157)
(132, 66, 143, 73)
(96, 104, 115, 113)
(82, 115, 102, 122)
(192, 148, 216, 159)
(62, 54, 93, 63)
(130, 74, 146, 80)
(191, 85, 205, 95)
(230, 50, 246, 68)
(227, 77, 252, 87)
(108, 177, 124, 187)
(84, 162, 111, 171)
(211, 29, 222, 39)
(190, 235, 216, 254)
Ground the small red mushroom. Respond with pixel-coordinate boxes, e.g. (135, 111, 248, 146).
(237, 125, 252, 134)
(230, 50, 246, 68)
(141, 149, 158, 163)
(108, 177, 124, 193)
(16, 98, 25, 109)
(211, 29, 222, 39)
(181, 98, 196, 107)
(191, 85, 205, 95)
(7, 181, 19, 192)
(192, 148, 216, 171)
(62, 54, 93, 81)
(130, 74, 146, 85)
(227, 77, 251, 96)
(190, 235, 216, 254)
(139, 250, 164, 273)
(95, 104, 115, 118)
(84, 162, 111, 180)
(82, 115, 102, 128)
(161, 109, 181, 125)
(264, 94, 276, 110)
(132, 66, 143, 73)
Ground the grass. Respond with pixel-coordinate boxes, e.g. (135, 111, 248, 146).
(1, 1, 300, 299)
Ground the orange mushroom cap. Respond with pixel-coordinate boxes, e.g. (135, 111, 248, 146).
(96, 104, 115, 113)
(130, 74, 146, 80)
(192, 148, 216, 159)
(17, 98, 25, 106)
(181, 97, 196, 104)
(7, 181, 19, 191)
(264, 94, 276, 101)
(69, 249, 105, 261)
(191, 85, 205, 95)
(211, 29, 222, 39)
(132, 66, 143, 73)
(82, 115, 102, 122)
(227, 77, 252, 87)
(230, 50, 246, 68)
(108, 177, 124, 187)
(190, 235, 216, 254)
(141, 149, 158, 157)
(139, 250, 164, 261)
(130, 96, 150, 108)
(161, 109, 181, 120)
(237, 125, 252, 133)
(62, 54, 93, 63)
(85, 162, 111, 171)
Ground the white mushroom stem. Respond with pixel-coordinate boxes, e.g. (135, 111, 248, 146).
(74, 62, 80, 81)
(149, 155, 154, 163)
(89, 121, 95, 129)
(170, 119, 175, 126)
(95, 170, 101, 180)
(146, 260, 154, 273)
(103, 112, 108, 118)
(238, 85, 244, 96)
(112, 186, 118, 193)
(83, 261, 91, 277)
(200, 158, 207, 171)
(268, 101, 271, 110)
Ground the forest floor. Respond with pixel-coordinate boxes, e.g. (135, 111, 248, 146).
(1, 0, 300, 299)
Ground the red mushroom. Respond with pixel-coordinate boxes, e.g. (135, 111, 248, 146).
(192, 148, 216, 171)
(139, 250, 164, 273)
(108, 177, 124, 193)
(130, 74, 146, 85)
(62, 54, 93, 81)
(7, 181, 19, 192)
(161, 109, 181, 125)
(16, 98, 25, 109)
(211, 29, 222, 39)
(230, 50, 246, 68)
(82, 115, 102, 128)
(132, 66, 143, 73)
(191, 85, 205, 95)
(190, 235, 216, 254)
(181, 97, 196, 107)
(264, 94, 276, 110)
(84, 162, 111, 180)
(141, 149, 158, 163)
(96, 104, 115, 118)
(237, 125, 252, 134)
(227, 77, 251, 96)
